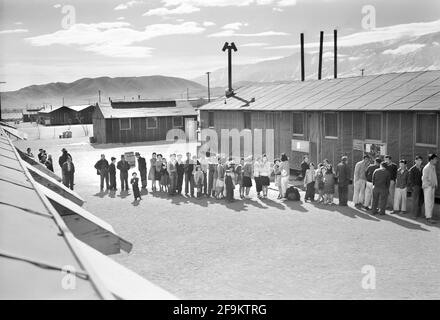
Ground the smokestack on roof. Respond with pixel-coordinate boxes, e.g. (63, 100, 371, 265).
(222, 42, 238, 97)
(334, 29, 338, 79)
(318, 31, 324, 80)
(300, 33, 305, 82)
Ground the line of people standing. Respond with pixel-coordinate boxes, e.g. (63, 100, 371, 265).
(94, 151, 292, 202)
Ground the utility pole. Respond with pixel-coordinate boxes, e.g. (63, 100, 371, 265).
(206, 72, 211, 102)
(360, 68, 365, 77)
(98, 90, 101, 103)
(0, 82, 5, 121)
(300, 33, 305, 81)
(222, 42, 238, 97)
(318, 31, 324, 80)
(186, 88, 189, 101)
(334, 29, 338, 79)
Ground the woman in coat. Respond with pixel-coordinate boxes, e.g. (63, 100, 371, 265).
(148, 152, 157, 191)
(323, 159, 335, 205)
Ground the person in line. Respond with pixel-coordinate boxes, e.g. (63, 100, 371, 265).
(176, 154, 185, 195)
(408, 156, 423, 218)
(117, 154, 130, 191)
(135, 152, 147, 189)
(109, 157, 117, 191)
(371, 161, 390, 216)
(194, 165, 204, 198)
(422, 153, 438, 224)
(215, 156, 226, 199)
(148, 152, 157, 192)
(155, 154, 163, 191)
(273, 159, 282, 199)
(336, 156, 351, 206)
(62, 156, 75, 190)
(167, 153, 178, 195)
(279, 153, 290, 200)
(95, 154, 110, 192)
(235, 158, 244, 199)
(392, 159, 409, 214)
(364, 158, 381, 210)
(259, 154, 271, 199)
(225, 166, 235, 202)
(383, 155, 398, 209)
(323, 159, 335, 205)
(300, 155, 310, 181)
(200, 153, 209, 196)
(130, 172, 141, 201)
(254, 156, 262, 199)
(38, 149, 45, 163)
(353, 155, 370, 207)
(242, 156, 253, 199)
(45, 155, 54, 172)
(184, 152, 195, 197)
(26, 148, 34, 158)
(207, 152, 217, 197)
(160, 157, 169, 193)
(59, 148, 72, 168)
(304, 162, 316, 202)
(315, 163, 325, 203)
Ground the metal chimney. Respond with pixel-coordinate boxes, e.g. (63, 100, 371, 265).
(300, 33, 305, 81)
(318, 31, 324, 80)
(222, 42, 238, 97)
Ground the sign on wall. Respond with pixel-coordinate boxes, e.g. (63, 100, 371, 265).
(291, 139, 310, 153)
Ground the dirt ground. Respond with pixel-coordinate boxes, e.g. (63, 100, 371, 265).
(15, 136, 440, 300)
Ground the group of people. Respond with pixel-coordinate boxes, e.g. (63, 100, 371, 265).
(26, 147, 75, 190)
(300, 153, 438, 224)
(93, 151, 292, 203)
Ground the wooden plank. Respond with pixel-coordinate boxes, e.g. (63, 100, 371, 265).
(25, 161, 85, 206)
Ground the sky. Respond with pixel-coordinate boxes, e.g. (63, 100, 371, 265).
(0, 0, 439, 91)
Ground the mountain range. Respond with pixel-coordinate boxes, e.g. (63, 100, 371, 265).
(1, 75, 212, 109)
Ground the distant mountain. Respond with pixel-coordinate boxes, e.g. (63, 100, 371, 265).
(193, 32, 440, 87)
(1, 75, 208, 109)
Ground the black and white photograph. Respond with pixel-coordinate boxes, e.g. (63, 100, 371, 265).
(0, 0, 439, 306)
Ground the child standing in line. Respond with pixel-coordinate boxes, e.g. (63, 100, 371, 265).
(130, 172, 141, 201)
(304, 163, 316, 202)
(194, 165, 204, 198)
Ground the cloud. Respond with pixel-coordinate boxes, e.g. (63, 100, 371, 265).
(277, 0, 297, 6)
(202, 21, 216, 27)
(14, 22, 23, 25)
(143, 4, 200, 16)
(114, 1, 143, 10)
(117, 17, 125, 20)
(208, 30, 289, 38)
(266, 19, 440, 50)
(0, 29, 29, 35)
(383, 43, 426, 55)
(53, 4, 61, 9)
(25, 21, 205, 58)
(241, 42, 269, 47)
(222, 22, 249, 30)
(273, 7, 284, 12)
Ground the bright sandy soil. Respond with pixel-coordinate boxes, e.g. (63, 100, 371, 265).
(15, 135, 440, 300)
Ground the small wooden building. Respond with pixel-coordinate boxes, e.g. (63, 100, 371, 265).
(93, 99, 198, 144)
(22, 107, 43, 123)
(199, 70, 440, 197)
(38, 104, 95, 126)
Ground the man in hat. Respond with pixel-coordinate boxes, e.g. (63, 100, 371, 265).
(422, 153, 438, 224)
(117, 154, 130, 191)
(176, 154, 185, 195)
(94, 154, 110, 191)
(364, 158, 382, 210)
(353, 154, 370, 207)
(58, 148, 72, 168)
(335, 155, 351, 206)
(167, 153, 177, 195)
(392, 159, 409, 214)
(135, 152, 147, 189)
(372, 161, 390, 215)
(184, 152, 195, 197)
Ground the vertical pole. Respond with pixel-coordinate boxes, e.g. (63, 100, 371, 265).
(334, 29, 337, 79)
(206, 72, 211, 102)
(0, 82, 5, 122)
(300, 33, 305, 81)
(187, 88, 189, 101)
(98, 90, 101, 103)
(318, 31, 324, 80)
